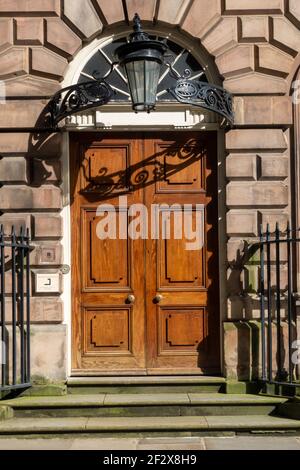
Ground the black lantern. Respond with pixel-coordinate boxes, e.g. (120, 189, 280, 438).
(115, 14, 167, 112)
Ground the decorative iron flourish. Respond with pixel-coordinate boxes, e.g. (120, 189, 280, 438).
(47, 60, 233, 127)
(49, 79, 115, 127)
(168, 72, 233, 124)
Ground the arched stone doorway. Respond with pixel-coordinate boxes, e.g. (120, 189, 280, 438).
(61, 24, 226, 375)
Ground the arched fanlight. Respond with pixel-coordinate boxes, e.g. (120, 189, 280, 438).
(115, 14, 167, 113)
(48, 14, 234, 128)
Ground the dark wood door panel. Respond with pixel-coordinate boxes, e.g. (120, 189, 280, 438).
(144, 135, 219, 374)
(83, 306, 132, 353)
(158, 307, 208, 351)
(157, 206, 206, 290)
(154, 140, 206, 193)
(81, 207, 131, 291)
(71, 136, 146, 373)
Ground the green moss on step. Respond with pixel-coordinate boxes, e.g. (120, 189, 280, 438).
(225, 381, 262, 395)
(0, 406, 13, 421)
(21, 385, 67, 397)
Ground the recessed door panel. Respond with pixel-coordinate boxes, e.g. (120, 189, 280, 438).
(83, 307, 131, 354)
(82, 208, 130, 290)
(158, 307, 207, 353)
(81, 145, 130, 196)
(155, 140, 205, 193)
(157, 207, 205, 289)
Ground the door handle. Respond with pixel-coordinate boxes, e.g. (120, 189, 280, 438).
(126, 294, 135, 304)
(153, 294, 163, 304)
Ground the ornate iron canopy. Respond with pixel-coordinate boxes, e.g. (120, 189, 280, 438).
(48, 14, 234, 128)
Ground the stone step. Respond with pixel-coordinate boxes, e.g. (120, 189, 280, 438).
(67, 376, 226, 394)
(2, 393, 286, 418)
(0, 415, 299, 438)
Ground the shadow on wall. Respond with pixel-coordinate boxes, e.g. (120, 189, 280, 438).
(224, 319, 297, 382)
(27, 103, 62, 188)
(225, 240, 298, 382)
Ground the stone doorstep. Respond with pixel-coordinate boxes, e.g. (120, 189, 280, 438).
(67, 376, 226, 385)
(2, 393, 288, 421)
(66, 376, 226, 394)
(2, 393, 287, 408)
(0, 415, 300, 435)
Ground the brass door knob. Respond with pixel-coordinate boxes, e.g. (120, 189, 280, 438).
(127, 294, 135, 304)
(153, 294, 163, 304)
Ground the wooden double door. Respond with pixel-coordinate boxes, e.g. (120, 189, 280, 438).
(70, 132, 220, 375)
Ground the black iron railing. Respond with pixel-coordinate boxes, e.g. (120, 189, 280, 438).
(0, 226, 31, 392)
(258, 223, 299, 388)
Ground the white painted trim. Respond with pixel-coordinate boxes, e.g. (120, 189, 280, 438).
(64, 103, 219, 131)
(61, 132, 72, 377)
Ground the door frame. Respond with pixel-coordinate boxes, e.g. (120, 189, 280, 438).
(61, 121, 226, 377)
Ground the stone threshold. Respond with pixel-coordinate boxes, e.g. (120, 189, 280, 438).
(67, 376, 226, 386)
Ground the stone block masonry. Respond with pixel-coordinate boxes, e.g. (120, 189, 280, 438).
(0, 0, 298, 382)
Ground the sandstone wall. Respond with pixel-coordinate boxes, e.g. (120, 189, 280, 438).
(0, 0, 299, 381)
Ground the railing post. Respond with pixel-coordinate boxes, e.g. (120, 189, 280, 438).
(18, 226, 25, 385)
(0, 225, 5, 388)
(266, 224, 272, 383)
(287, 222, 293, 383)
(275, 222, 282, 380)
(11, 226, 17, 386)
(25, 228, 30, 383)
(259, 224, 266, 382)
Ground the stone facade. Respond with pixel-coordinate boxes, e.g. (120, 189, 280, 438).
(0, 0, 299, 382)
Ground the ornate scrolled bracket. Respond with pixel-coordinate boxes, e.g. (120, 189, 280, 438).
(168, 72, 234, 125)
(47, 65, 234, 129)
(48, 79, 115, 128)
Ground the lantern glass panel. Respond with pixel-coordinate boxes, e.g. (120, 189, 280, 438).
(124, 59, 161, 112)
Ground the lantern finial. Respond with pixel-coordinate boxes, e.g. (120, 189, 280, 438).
(133, 13, 141, 32)
(130, 13, 149, 42)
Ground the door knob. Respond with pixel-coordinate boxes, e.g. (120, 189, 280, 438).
(153, 294, 163, 304)
(127, 294, 135, 304)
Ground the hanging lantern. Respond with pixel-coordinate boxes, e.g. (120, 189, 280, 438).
(115, 13, 167, 112)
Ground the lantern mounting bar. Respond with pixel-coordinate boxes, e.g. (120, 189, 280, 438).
(47, 14, 234, 129)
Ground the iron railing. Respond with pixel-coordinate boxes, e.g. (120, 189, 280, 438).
(258, 223, 300, 388)
(0, 226, 31, 393)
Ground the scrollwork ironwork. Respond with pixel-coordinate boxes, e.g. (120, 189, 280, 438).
(49, 79, 115, 127)
(47, 39, 234, 128)
(168, 76, 233, 124)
